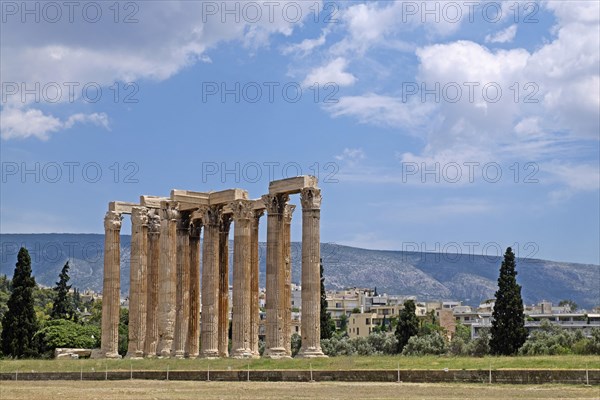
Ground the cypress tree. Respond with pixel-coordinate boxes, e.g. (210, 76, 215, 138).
(1, 248, 39, 358)
(51, 261, 74, 320)
(490, 247, 528, 355)
(320, 258, 335, 339)
(395, 299, 419, 353)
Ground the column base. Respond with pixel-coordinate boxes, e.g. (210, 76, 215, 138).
(144, 353, 158, 359)
(296, 346, 327, 358)
(264, 347, 292, 359)
(200, 349, 220, 359)
(230, 348, 259, 359)
(173, 351, 185, 359)
(125, 350, 145, 359)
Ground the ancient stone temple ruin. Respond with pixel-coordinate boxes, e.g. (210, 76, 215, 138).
(99, 176, 325, 359)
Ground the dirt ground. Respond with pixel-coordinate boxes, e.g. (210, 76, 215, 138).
(0, 381, 598, 400)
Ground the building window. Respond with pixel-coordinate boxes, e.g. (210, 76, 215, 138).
(366, 318, 370, 324)
(357, 328, 360, 336)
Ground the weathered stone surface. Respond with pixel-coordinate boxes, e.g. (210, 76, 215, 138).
(54, 348, 92, 359)
(230, 200, 254, 358)
(200, 205, 221, 358)
(283, 204, 295, 356)
(140, 196, 168, 209)
(173, 212, 191, 358)
(186, 221, 201, 358)
(269, 176, 318, 195)
(250, 209, 264, 357)
(210, 189, 248, 205)
(100, 210, 122, 359)
(108, 201, 138, 215)
(218, 214, 232, 358)
(156, 201, 179, 357)
(262, 194, 290, 358)
(126, 207, 149, 358)
(144, 211, 161, 357)
(297, 188, 326, 358)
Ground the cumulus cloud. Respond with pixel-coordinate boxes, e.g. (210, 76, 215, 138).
(485, 24, 518, 43)
(0, 108, 109, 140)
(302, 57, 357, 87)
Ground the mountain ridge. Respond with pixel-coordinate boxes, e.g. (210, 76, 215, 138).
(1, 234, 598, 308)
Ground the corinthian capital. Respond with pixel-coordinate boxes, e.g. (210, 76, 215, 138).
(300, 187, 322, 210)
(261, 193, 289, 214)
(160, 201, 180, 222)
(104, 211, 122, 231)
(131, 207, 149, 227)
(283, 204, 296, 223)
(230, 199, 254, 221)
(148, 211, 161, 234)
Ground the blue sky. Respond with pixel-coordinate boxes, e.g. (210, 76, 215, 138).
(1, 1, 599, 264)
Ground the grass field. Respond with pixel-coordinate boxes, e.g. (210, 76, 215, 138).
(1, 381, 598, 400)
(0, 355, 598, 373)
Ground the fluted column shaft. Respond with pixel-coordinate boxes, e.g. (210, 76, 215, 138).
(127, 207, 149, 358)
(144, 211, 161, 357)
(174, 213, 191, 358)
(218, 215, 232, 357)
(157, 201, 179, 357)
(200, 206, 221, 358)
(186, 221, 202, 358)
(101, 210, 122, 358)
(250, 210, 263, 356)
(283, 205, 295, 356)
(230, 200, 254, 358)
(262, 194, 289, 358)
(297, 188, 326, 357)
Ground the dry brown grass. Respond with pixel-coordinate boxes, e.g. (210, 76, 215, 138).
(0, 381, 598, 400)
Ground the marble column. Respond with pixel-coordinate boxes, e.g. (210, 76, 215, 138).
(126, 207, 149, 358)
(144, 211, 161, 357)
(186, 219, 202, 358)
(283, 204, 295, 356)
(156, 201, 179, 357)
(100, 210, 122, 359)
(250, 209, 264, 357)
(297, 188, 326, 357)
(230, 200, 254, 358)
(262, 193, 289, 358)
(218, 214, 232, 357)
(200, 205, 221, 358)
(173, 212, 190, 358)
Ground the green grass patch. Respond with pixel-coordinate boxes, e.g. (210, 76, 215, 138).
(0, 355, 598, 373)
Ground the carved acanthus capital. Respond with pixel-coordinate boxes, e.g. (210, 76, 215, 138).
(283, 204, 296, 224)
(261, 193, 289, 215)
(148, 211, 161, 234)
(201, 205, 222, 227)
(131, 207, 149, 227)
(104, 210, 122, 231)
(300, 187, 322, 210)
(160, 201, 180, 222)
(230, 200, 254, 221)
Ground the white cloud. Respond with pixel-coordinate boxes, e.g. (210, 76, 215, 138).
(282, 32, 327, 56)
(302, 57, 357, 87)
(326, 93, 434, 130)
(335, 148, 365, 163)
(0, 108, 109, 140)
(485, 24, 518, 44)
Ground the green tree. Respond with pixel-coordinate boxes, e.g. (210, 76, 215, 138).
(558, 299, 578, 312)
(395, 300, 420, 353)
(51, 261, 75, 320)
(1, 248, 39, 358)
(338, 314, 348, 333)
(37, 319, 100, 356)
(490, 247, 528, 355)
(320, 258, 335, 340)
